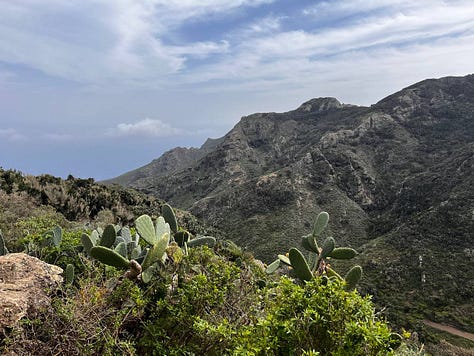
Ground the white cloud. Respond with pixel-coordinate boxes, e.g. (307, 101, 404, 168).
(0, 0, 273, 86)
(175, 0, 474, 92)
(181, 33, 474, 106)
(0, 0, 472, 99)
(169, 41, 230, 58)
(106, 118, 183, 138)
(0, 128, 27, 142)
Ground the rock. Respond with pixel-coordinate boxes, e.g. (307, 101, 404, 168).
(296, 97, 344, 113)
(0, 253, 63, 329)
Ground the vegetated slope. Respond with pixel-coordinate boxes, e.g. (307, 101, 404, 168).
(107, 75, 474, 332)
(0, 170, 216, 242)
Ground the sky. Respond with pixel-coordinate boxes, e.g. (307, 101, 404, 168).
(0, 0, 473, 180)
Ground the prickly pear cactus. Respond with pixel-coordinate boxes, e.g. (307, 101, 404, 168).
(268, 211, 363, 288)
(289, 248, 313, 282)
(90, 246, 131, 269)
(162, 204, 178, 234)
(99, 224, 117, 248)
(187, 236, 216, 248)
(344, 265, 363, 291)
(65, 263, 74, 284)
(51, 226, 62, 247)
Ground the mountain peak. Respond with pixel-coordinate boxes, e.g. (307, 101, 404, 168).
(296, 97, 344, 113)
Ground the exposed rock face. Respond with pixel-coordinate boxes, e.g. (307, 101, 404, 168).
(108, 75, 474, 328)
(0, 253, 63, 329)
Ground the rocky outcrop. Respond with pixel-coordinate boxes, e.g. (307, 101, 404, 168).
(0, 253, 63, 329)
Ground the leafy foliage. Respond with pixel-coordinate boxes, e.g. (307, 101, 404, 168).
(237, 277, 399, 355)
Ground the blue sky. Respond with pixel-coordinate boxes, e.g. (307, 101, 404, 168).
(1, 0, 473, 180)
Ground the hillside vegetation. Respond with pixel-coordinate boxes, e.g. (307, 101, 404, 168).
(106, 75, 474, 340)
(0, 184, 412, 355)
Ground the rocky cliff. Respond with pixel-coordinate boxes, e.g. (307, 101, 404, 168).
(107, 75, 474, 330)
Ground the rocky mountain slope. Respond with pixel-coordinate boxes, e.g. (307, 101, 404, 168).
(107, 75, 474, 331)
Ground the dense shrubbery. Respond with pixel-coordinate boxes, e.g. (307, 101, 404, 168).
(1, 244, 401, 355)
(236, 277, 398, 355)
(0, 198, 416, 355)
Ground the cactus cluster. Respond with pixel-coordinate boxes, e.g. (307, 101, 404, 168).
(266, 211, 363, 290)
(81, 203, 217, 283)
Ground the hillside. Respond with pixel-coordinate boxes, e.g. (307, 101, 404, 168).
(0, 170, 218, 246)
(107, 75, 474, 333)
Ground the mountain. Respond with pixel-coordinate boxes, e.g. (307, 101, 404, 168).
(106, 75, 474, 332)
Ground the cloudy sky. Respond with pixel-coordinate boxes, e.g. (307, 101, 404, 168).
(1, 0, 473, 180)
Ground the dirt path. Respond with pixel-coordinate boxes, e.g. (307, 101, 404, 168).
(423, 320, 474, 342)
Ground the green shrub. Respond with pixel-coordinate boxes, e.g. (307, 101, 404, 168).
(138, 246, 264, 355)
(237, 277, 399, 355)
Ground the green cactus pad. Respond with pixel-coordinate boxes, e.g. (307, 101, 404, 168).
(136, 214, 157, 245)
(90, 230, 99, 245)
(187, 236, 216, 248)
(99, 224, 116, 248)
(81, 233, 94, 255)
(289, 248, 313, 282)
(312, 211, 329, 237)
(320, 236, 335, 259)
(119, 226, 132, 243)
(141, 263, 159, 284)
(307, 251, 319, 272)
(51, 226, 62, 247)
(142, 233, 169, 270)
(174, 230, 190, 247)
(302, 234, 319, 253)
(115, 242, 128, 258)
(328, 247, 357, 260)
(155, 216, 170, 241)
(326, 267, 343, 280)
(266, 259, 280, 274)
(344, 265, 363, 291)
(131, 245, 142, 260)
(90, 246, 130, 269)
(162, 203, 178, 233)
(65, 264, 74, 284)
(278, 254, 291, 266)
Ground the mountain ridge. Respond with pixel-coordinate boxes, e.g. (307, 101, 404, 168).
(106, 74, 474, 331)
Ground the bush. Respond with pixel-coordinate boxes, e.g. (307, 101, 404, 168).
(237, 277, 399, 355)
(138, 246, 264, 355)
(1, 226, 400, 355)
